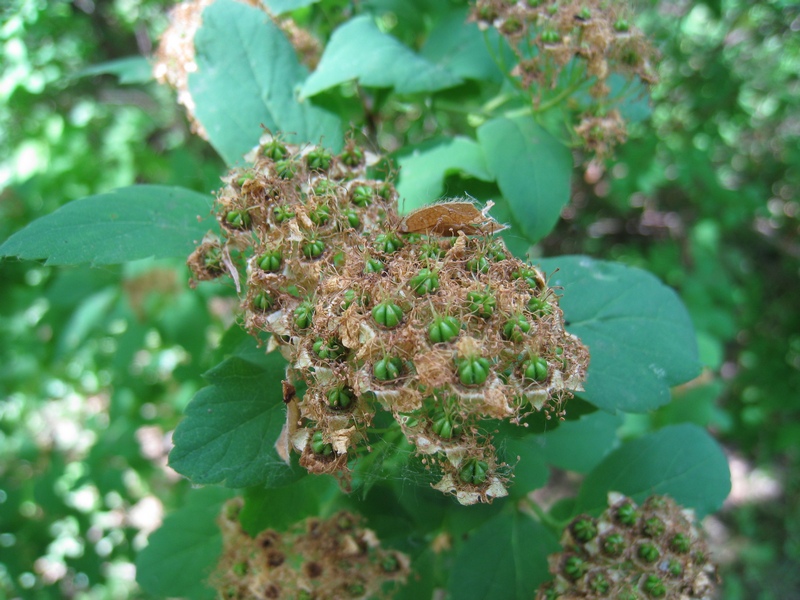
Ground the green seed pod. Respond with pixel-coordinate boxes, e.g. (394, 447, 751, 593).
(374, 232, 403, 254)
(381, 554, 399, 572)
(419, 241, 444, 260)
(203, 246, 223, 272)
(263, 139, 288, 160)
(372, 301, 403, 328)
(313, 338, 346, 360)
(512, 267, 544, 290)
(364, 258, 384, 274)
(615, 502, 639, 526)
(293, 300, 314, 330)
(350, 185, 374, 207)
(327, 386, 355, 410)
(257, 249, 282, 272)
(377, 182, 394, 200)
(347, 583, 365, 597)
(233, 562, 247, 576)
(311, 431, 333, 456)
(477, 5, 497, 21)
(502, 314, 531, 341)
(309, 205, 331, 225)
(409, 268, 439, 295)
(601, 533, 626, 557)
(643, 574, 666, 597)
(546, 4, 558, 15)
(562, 555, 587, 581)
(466, 290, 496, 318)
(340, 145, 364, 167)
(466, 255, 489, 274)
(313, 179, 335, 196)
(459, 458, 489, 485)
(578, 7, 591, 20)
(522, 356, 548, 382)
(527, 0, 542, 6)
(667, 559, 683, 577)
(643, 516, 665, 538)
(273, 204, 295, 223)
(500, 16, 522, 34)
(252, 291, 274, 312)
(302, 237, 326, 259)
(373, 356, 404, 381)
(456, 356, 491, 386)
(428, 316, 461, 344)
(588, 573, 610, 594)
(274, 158, 297, 179)
(570, 516, 598, 542)
(670, 533, 691, 554)
(340, 289, 357, 311)
(225, 209, 251, 229)
(541, 29, 561, 43)
(236, 173, 254, 186)
(638, 543, 660, 563)
(431, 413, 456, 439)
(487, 241, 508, 262)
(614, 18, 630, 32)
(305, 147, 332, 171)
(527, 295, 552, 317)
(343, 208, 361, 229)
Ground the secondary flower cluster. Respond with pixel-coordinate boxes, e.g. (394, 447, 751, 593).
(188, 135, 589, 505)
(471, 0, 658, 158)
(537, 494, 718, 599)
(213, 499, 408, 599)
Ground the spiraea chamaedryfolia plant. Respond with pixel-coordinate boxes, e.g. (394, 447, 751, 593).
(188, 134, 590, 505)
(0, 0, 733, 598)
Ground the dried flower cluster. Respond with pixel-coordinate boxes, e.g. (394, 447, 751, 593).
(213, 499, 408, 599)
(153, 0, 321, 138)
(188, 134, 589, 505)
(537, 493, 718, 599)
(471, 0, 658, 157)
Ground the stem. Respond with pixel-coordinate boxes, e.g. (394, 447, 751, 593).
(534, 78, 587, 114)
(482, 29, 524, 92)
(522, 497, 569, 533)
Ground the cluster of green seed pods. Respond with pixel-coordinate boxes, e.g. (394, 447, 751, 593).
(536, 493, 718, 599)
(189, 135, 589, 504)
(213, 499, 408, 600)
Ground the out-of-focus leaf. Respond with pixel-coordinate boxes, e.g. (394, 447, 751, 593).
(478, 116, 572, 242)
(0, 185, 214, 266)
(538, 256, 701, 413)
(262, 0, 319, 14)
(576, 424, 730, 518)
(538, 411, 623, 473)
(77, 56, 153, 84)
(190, 0, 342, 165)
(301, 16, 462, 97)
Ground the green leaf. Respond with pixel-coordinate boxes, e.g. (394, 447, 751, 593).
(420, 8, 507, 82)
(477, 116, 572, 242)
(239, 475, 335, 535)
(263, 0, 319, 14)
(136, 487, 234, 600)
(575, 424, 730, 518)
(169, 354, 305, 488)
(499, 433, 549, 498)
(449, 510, 559, 600)
(190, 0, 342, 165)
(538, 256, 701, 413)
(301, 15, 462, 97)
(539, 411, 623, 473)
(77, 56, 153, 84)
(0, 185, 214, 266)
(395, 137, 492, 211)
(395, 547, 438, 600)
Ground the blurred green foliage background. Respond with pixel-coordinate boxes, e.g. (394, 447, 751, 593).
(0, 0, 798, 598)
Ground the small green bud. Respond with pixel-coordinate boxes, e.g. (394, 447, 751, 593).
(311, 431, 333, 456)
(293, 300, 314, 329)
(615, 502, 639, 526)
(670, 533, 690, 553)
(313, 338, 346, 360)
(667, 559, 683, 577)
(351, 185, 374, 207)
(614, 18, 630, 32)
(364, 257, 384, 274)
(373, 356, 404, 381)
(274, 158, 297, 179)
(233, 562, 247, 576)
(502, 314, 531, 341)
(522, 356, 548, 382)
(203, 246, 223, 272)
(381, 554, 399, 572)
(309, 205, 331, 225)
(328, 386, 355, 410)
(347, 583, 365, 597)
(343, 208, 361, 229)
(541, 29, 561, 43)
(420, 241, 444, 260)
(225, 209, 251, 229)
(578, 7, 591, 20)
(466, 255, 489, 274)
(570, 516, 598, 542)
(456, 356, 491, 386)
(588, 572, 610, 594)
(236, 173, 254, 186)
(512, 267, 544, 289)
(263, 139, 288, 160)
(257, 249, 282, 272)
(313, 179, 335, 196)
(340, 289, 357, 311)
(501, 16, 522, 34)
(302, 237, 326, 259)
(372, 300, 403, 328)
(377, 182, 393, 200)
(638, 543, 660, 563)
(527, 0, 542, 7)
(409, 268, 439, 295)
(252, 291, 274, 312)
(527, 295, 552, 317)
(643, 574, 666, 597)
(431, 413, 456, 439)
(340, 145, 364, 167)
(643, 516, 665, 538)
(563, 555, 587, 581)
(273, 204, 295, 223)
(305, 147, 333, 171)
(459, 458, 488, 485)
(466, 290, 496, 318)
(374, 232, 403, 253)
(428, 316, 460, 344)
(602, 533, 626, 557)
